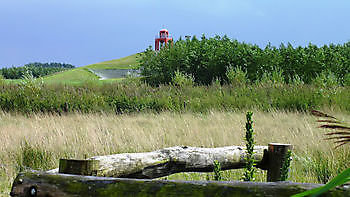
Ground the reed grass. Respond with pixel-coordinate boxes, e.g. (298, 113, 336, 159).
(0, 110, 349, 196)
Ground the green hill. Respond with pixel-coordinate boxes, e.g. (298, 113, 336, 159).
(85, 53, 139, 69)
(43, 53, 140, 84)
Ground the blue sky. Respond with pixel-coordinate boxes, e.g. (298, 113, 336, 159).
(0, 0, 349, 67)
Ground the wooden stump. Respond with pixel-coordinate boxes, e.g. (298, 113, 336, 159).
(267, 143, 293, 182)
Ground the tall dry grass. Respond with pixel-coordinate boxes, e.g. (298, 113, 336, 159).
(1, 110, 349, 195)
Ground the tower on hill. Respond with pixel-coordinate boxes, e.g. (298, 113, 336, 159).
(155, 29, 173, 51)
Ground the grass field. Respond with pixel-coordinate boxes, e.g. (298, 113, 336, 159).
(36, 53, 139, 84)
(43, 68, 99, 84)
(1, 110, 349, 195)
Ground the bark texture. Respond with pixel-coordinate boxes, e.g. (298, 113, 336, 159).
(49, 145, 268, 179)
(10, 170, 350, 197)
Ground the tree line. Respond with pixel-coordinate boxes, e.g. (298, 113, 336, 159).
(139, 35, 350, 85)
(0, 62, 75, 79)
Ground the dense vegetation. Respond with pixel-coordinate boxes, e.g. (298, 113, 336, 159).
(139, 35, 350, 85)
(0, 62, 75, 79)
(1, 36, 349, 114)
(0, 76, 350, 114)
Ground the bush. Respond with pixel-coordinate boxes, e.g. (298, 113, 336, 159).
(172, 70, 194, 87)
(226, 66, 248, 86)
(312, 70, 339, 88)
(256, 68, 284, 87)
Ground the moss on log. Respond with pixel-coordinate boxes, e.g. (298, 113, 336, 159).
(10, 170, 350, 197)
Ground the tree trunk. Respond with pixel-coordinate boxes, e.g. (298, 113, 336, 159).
(11, 170, 350, 197)
(49, 146, 268, 179)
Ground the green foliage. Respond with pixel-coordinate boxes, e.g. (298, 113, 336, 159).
(257, 68, 285, 86)
(300, 150, 337, 184)
(293, 111, 350, 196)
(20, 70, 44, 93)
(243, 111, 256, 181)
(0, 75, 5, 86)
(312, 70, 339, 88)
(343, 73, 350, 86)
(139, 35, 350, 86)
(0, 82, 350, 114)
(172, 70, 194, 87)
(213, 160, 223, 181)
(292, 168, 350, 197)
(290, 74, 304, 86)
(16, 141, 53, 171)
(0, 62, 74, 79)
(280, 150, 292, 181)
(226, 66, 248, 86)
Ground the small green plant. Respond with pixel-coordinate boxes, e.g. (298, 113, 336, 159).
(243, 111, 256, 181)
(172, 70, 194, 87)
(280, 150, 292, 181)
(226, 66, 247, 86)
(213, 160, 223, 181)
(20, 69, 44, 94)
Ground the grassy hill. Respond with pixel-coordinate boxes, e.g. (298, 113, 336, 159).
(42, 53, 140, 84)
(85, 53, 139, 69)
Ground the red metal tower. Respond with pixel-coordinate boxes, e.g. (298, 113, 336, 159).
(155, 29, 173, 51)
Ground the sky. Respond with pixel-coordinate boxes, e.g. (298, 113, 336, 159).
(0, 0, 349, 67)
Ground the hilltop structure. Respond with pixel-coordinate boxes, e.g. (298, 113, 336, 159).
(155, 29, 173, 51)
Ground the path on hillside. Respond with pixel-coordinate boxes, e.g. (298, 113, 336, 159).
(88, 68, 140, 80)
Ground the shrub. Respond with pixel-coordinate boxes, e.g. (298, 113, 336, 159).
(257, 68, 285, 86)
(172, 70, 194, 87)
(312, 71, 339, 88)
(342, 73, 350, 86)
(226, 66, 247, 86)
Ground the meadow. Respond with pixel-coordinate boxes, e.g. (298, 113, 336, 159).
(1, 110, 349, 195)
(3, 37, 350, 196)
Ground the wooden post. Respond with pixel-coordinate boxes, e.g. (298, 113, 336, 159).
(58, 159, 99, 176)
(267, 143, 293, 182)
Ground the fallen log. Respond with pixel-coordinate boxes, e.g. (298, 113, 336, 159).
(48, 146, 268, 179)
(10, 170, 350, 197)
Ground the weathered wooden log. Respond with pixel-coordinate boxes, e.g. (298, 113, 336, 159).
(48, 146, 268, 179)
(10, 170, 350, 197)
